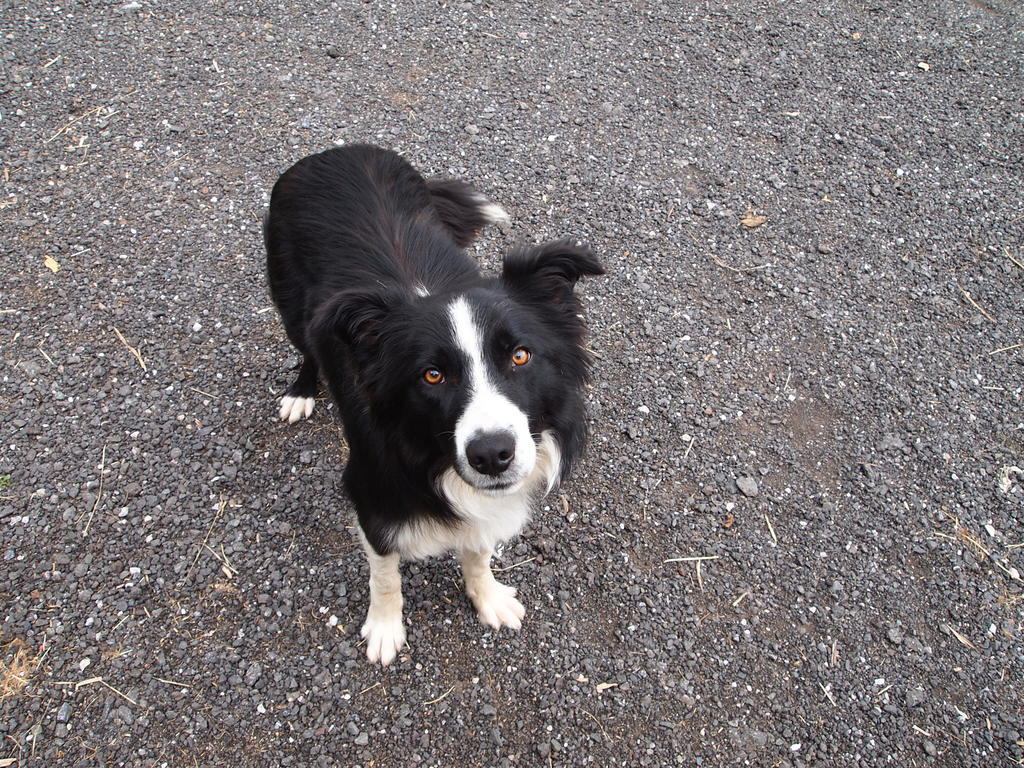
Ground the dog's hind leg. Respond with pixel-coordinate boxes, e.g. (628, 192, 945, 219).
(278, 356, 318, 423)
(459, 548, 525, 631)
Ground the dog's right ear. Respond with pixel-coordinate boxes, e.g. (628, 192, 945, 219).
(308, 289, 398, 354)
(502, 238, 604, 304)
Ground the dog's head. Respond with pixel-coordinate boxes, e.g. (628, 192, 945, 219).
(311, 239, 603, 495)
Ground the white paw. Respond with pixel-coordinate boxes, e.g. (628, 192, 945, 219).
(278, 395, 314, 423)
(361, 613, 406, 666)
(470, 581, 525, 631)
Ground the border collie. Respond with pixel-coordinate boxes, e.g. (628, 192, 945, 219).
(264, 144, 602, 665)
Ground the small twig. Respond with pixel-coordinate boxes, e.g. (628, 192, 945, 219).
(683, 435, 695, 460)
(711, 254, 774, 273)
(355, 681, 381, 698)
(819, 682, 837, 706)
(1005, 247, 1024, 270)
(203, 544, 237, 578)
(663, 555, 720, 563)
(582, 709, 613, 742)
(37, 343, 54, 366)
(732, 590, 751, 607)
(764, 513, 778, 546)
(689, 231, 773, 273)
(875, 684, 893, 698)
(45, 105, 104, 143)
(492, 556, 537, 573)
(154, 677, 192, 689)
(989, 557, 1021, 582)
(422, 684, 455, 706)
(74, 676, 137, 706)
(988, 342, 1023, 356)
(959, 287, 996, 323)
(182, 496, 225, 583)
(158, 153, 193, 173)
(81, 445, 106, 535)
(188, 385, 217, 399)
(942, 623, 978, 651)
(43, 90, 136, 144)
(113, 327, 147, 371)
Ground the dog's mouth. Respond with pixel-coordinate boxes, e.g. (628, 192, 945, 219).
(478, 479, 522, 495)
(455, 467, 527, 495)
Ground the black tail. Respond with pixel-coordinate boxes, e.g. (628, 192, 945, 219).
(426, 178, 509, 248)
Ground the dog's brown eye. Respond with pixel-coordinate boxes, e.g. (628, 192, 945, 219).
(423, 368, 445, 385)
(511, 347, 531, 366)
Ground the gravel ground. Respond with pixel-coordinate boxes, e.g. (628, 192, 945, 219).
(2, 1, 1023, 766)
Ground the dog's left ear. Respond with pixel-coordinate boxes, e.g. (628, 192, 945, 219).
(308, 288, 400, 358)
(502, 238, 604, 301)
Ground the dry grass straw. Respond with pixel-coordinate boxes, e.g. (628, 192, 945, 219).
(182, 496, 226, 583)
(988, 342, 1023, 356)
(959, 286, 996, 323)
(818, 681, 837, 707)
(79, 444, 106, 535)
(492, 556, 537, 573)
(688, 232, 774, 273)
(0, 639, 42, 700)
(942, 624, 978, 652)
(356, 681, 382, 698)
(1005, 247, 1024, 270)
(764, 512, 778, 546)
(113, 327, 147, 371)
(665, 555, 720, 592)
(422, 684, 455, 706)
(933, 510, 1021, 582)
(72, 676, 138, 705)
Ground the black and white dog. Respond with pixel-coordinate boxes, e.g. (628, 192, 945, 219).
(264, 145, 602, 665)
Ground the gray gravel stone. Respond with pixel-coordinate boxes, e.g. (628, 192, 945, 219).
(735, 476, 759, 497)
(244, 663, 263, 686)
(906, 687, 928, 708)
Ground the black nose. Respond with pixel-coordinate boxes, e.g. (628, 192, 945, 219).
(466, 432, 516, 476)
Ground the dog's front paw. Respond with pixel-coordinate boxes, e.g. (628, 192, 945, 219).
(469, 581, 525, 631)
(361, 613, 406, 666)
(279, 394, 315, 423)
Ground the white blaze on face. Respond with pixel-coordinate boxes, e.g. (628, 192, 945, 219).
(448, 296, 536, 489)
